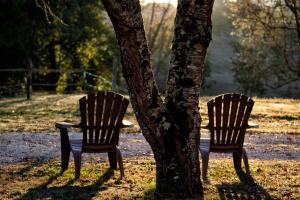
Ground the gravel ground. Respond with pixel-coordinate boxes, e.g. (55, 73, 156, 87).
(0, 132, 299, 166)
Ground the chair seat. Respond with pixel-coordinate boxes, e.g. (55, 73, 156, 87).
(199, 138, 241, 153)
(70, 139, 116, 153)
(199, 138, 210, 153)
(211, 144, 240, 152)
(199, 138, 250, 179)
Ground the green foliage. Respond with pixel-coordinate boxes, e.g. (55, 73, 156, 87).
(56, 72, 68, 94)
(0, 0, 119, 94)
(0, 1, 47, 94)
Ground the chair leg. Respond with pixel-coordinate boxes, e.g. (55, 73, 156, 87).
(73, 151, 82, 179)
(233, 151, 242, 171)
(60, 128, 70, 172)
(201, 151, 209, 180)
(108, 151, 117, 169)
(116, 147, 125, 177)
(242, 148, 250, 175)
(61, 147, 70, 172)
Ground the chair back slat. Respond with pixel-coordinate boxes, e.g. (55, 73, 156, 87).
(207, 93, 254, 151)
(79, 91, 129, 147)
(226, 94, 239, 144)
(99, 92, 114, 144)
(221, 94, 231, 144)
(94, 91, 105, 144)
(242, 99, 254, 127)
(79, 97, 87, 144)
(238, 98, 254, 143)
(207, 101, 215, 144)
(112, 97, 129, 144)
(87, 93, 95, 144)
(104, 92, 122, 144)
(231, 95, 247, 145)
(215, 96, 222, 144)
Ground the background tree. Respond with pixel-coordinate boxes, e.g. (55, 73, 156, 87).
(0, 0, 46, 95)
(142, 2, 211, 92)
(142, 2, 176, 91)
(0, 0, 119, 95)
(226, 0, 300, 97)
(101, 0, 214, 198)
(44, 0, 118, 93)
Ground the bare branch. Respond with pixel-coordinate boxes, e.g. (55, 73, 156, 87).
(148, 3, 172, 51)
(35, 0, 64, 24)
(146, 2, 156, 44)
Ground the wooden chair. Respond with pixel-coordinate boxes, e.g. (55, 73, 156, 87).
(55, 91, 132, 179)
(200, 93, 258, 179)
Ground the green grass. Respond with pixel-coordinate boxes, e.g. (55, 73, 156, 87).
(0, 157, 299, 199)
(0, 94, 299, 134)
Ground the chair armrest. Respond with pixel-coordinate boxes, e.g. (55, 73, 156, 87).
(55, 122, 80, 129)
(246, 122, 259, 129)
(121, 120, 134, 128)
(201, 124, 209, 129)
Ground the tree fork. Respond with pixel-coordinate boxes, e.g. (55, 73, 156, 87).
(101, 0, 214, 198)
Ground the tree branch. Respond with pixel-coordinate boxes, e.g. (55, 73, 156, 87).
(166, 0, 214, 110)
(164, 0, 214, 192)
(101, 0, 164, 149)
(148, 3, 172, 51)
(284, 0, 300, 42)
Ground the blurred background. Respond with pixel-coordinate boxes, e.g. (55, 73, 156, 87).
(0, 0, 299, 98)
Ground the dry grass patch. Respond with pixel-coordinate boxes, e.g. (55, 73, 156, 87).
(0, 94, 299, 134)
(0, 157, 299, 199)
(250, 98, 300, 134)
(199, 96, 300, 135)
(0, 93, 138, 133)
(0, 158, 155, 200)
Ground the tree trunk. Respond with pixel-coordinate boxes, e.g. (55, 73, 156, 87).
(101, 0, 214, 198)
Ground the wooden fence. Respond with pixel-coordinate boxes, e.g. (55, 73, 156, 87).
(0, 67, 127, 99)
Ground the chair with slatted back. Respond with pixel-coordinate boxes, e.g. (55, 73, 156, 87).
(200, 93, 258, 179)
(55, 91, 133, 179)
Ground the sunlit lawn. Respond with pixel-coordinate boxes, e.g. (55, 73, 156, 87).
(0, 93, 138, 133)
(0, 93, 299, 134)
(249, 98, 300, 134)
(0, 157, 299, 199)
(0, 94, 299, 199)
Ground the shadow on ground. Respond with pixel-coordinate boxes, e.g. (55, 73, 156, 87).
(217, 170, 271, 200)
(20, 169, 114, 200)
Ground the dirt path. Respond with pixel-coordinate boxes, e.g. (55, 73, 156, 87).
(0, 132, 299, 165)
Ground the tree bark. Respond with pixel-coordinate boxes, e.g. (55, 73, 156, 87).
(162, 0, 214, 196)
(101, 0, 214, 198)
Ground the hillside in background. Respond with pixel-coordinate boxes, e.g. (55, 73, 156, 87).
(201, 0, 239, 96)
(169, 0, 299, 98)
(204, 34, 238, 95)
(141, 1, 239, 96)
